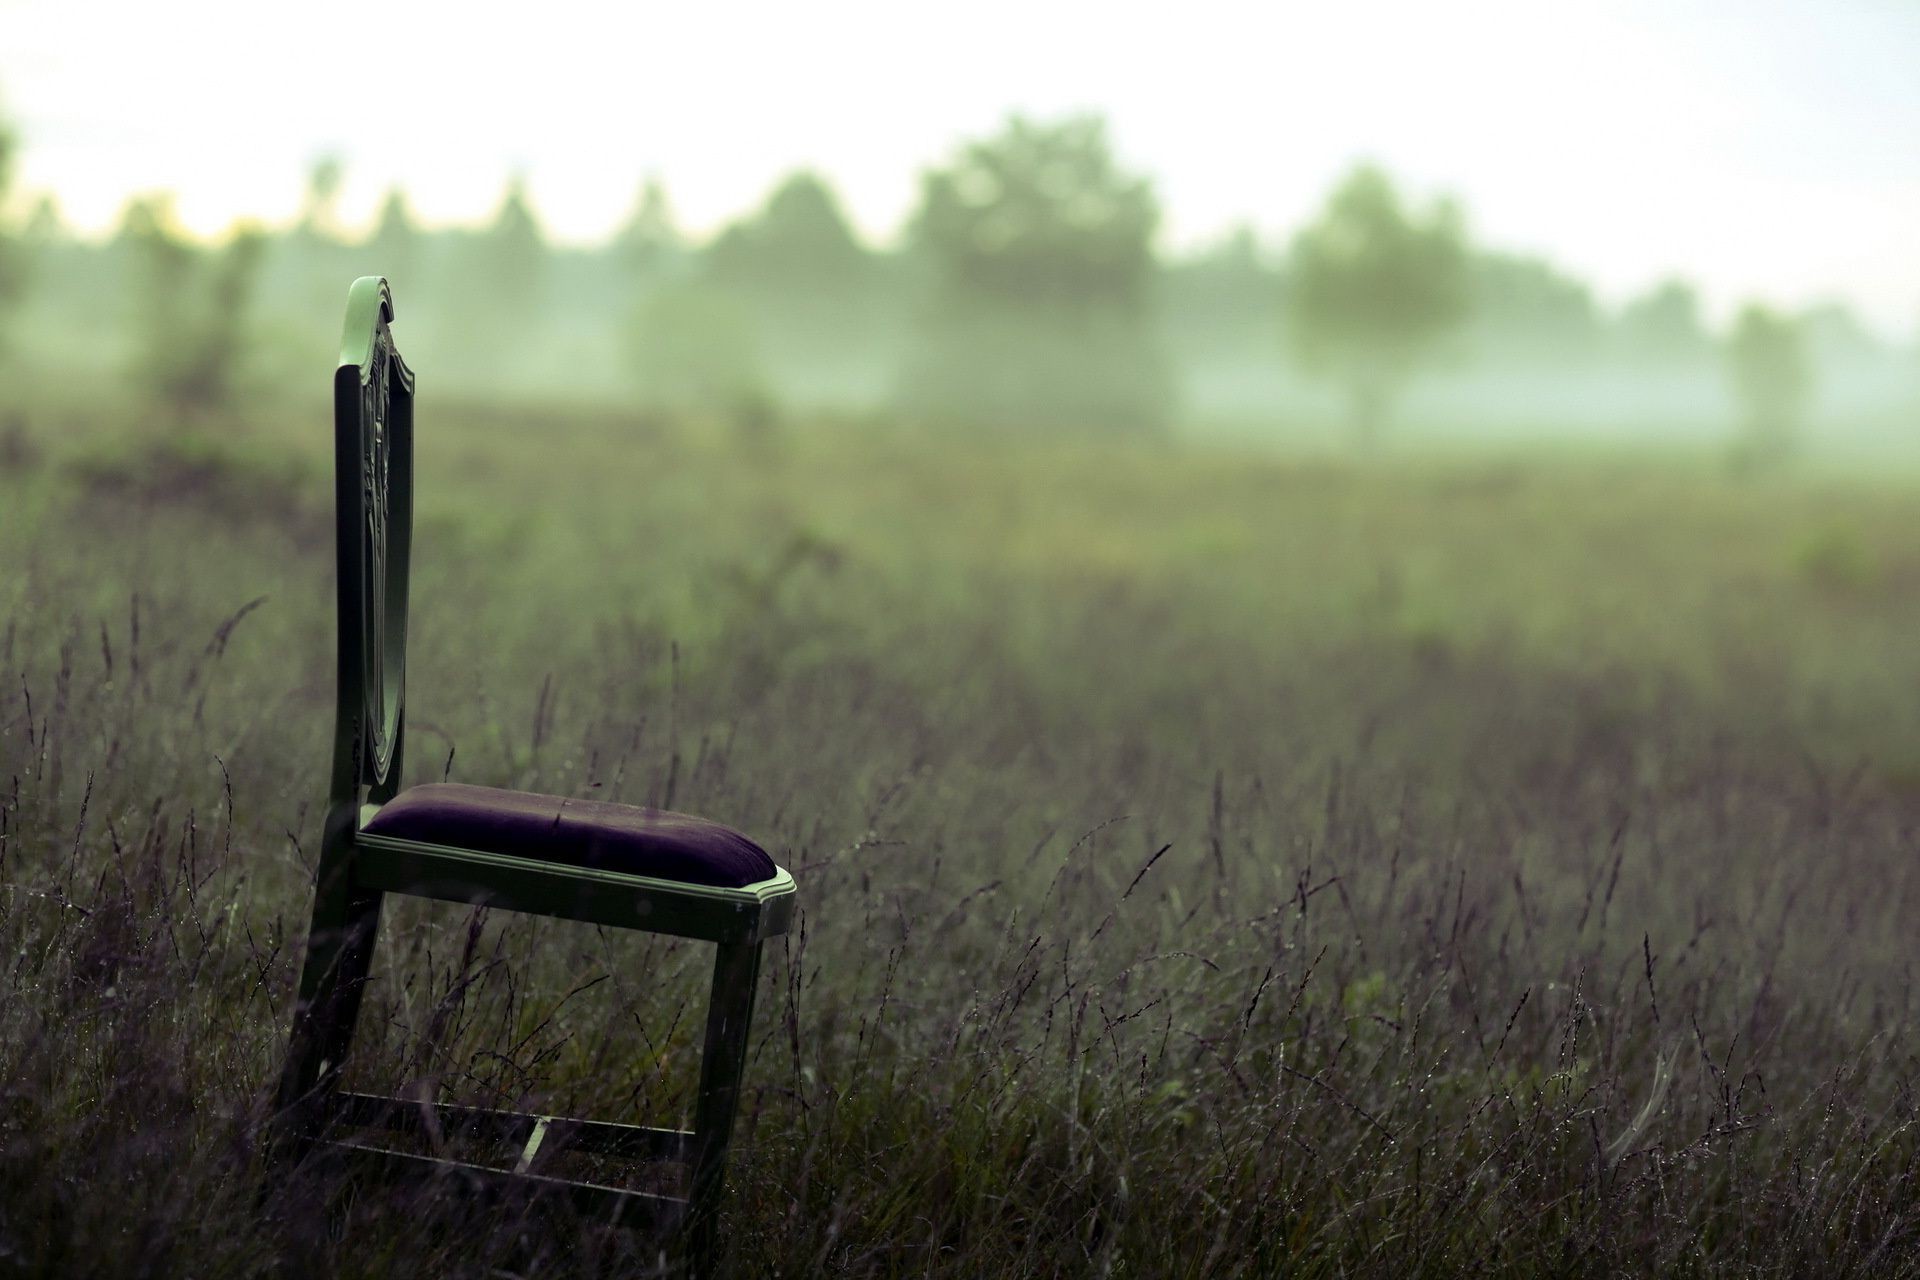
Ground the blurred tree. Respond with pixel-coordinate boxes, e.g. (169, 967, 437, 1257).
(698, 170, 885, 407)
(296, 154, 346, 241)
(1725, 303, 1812, 465)
(443, 175, 550, 370)
(481, 174, 548, 315)
(613, 176, 686, 279)
(1616, 279, 1711, 366)
(1467, 251, 1598, 366)
(118, 196, 267, 422)
(1797, 302, 1882, 372)
(273, 154, 351, 332)
(0, 113, 23, 344)
(23, 193, 65, 246)
(1161, 224, 1283, 363)
(896, 114, 1174, 434)
(365, 187, 421, 293)
(705, 171, 871, 297)
(1285, 165, 1469, 446)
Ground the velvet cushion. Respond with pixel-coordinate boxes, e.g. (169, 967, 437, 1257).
(360, 783, 777, 888)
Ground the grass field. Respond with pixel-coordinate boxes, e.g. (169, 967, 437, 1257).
(1, 402, 1917, 1277)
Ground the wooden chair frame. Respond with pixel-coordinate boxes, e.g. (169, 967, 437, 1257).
(274, 277, 795, 1273)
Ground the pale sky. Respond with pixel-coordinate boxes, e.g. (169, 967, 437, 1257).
(3, 0, 1916, 334)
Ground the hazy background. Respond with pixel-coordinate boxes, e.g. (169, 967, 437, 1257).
(1, 0, 1915, 456)
(6, 6, 1920, 1274)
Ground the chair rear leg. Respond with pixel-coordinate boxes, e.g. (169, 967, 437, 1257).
(685, 940, 763, 1278)
(275, 874, 386, 1149)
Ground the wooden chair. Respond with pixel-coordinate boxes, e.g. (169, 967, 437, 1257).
(274, 277, 796, 1273)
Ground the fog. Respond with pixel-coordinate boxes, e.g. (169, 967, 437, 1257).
(4, 135, 1914, 468)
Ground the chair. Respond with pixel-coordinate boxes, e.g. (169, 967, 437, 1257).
(274, 277, 796, 1273)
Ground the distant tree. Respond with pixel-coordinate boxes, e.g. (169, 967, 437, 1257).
(613, 176, 685, 279)
(1161, 224, 1283, 362)
(1616, 279, 1711, 366)
(697, 170, 885, 404)
(705, 170, 870, 297)
(444, 175, 550, 362)
(480, 174, 548, 315)
(1797, 302, 1881, 371)
(295, 154, 347, 242)
(23, 193, 64, 246)
(896, 114, 1174, 434)
(1724, 303, 1812, 465)
(118, 196, 267, 422)
(1285, 165, 1470, 445)
(365, 187, 421, 292)
(0, 113, 23, 344)
(1467, 251, 1598, 366)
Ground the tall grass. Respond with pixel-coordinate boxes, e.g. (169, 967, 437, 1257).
(1, 404, 1916, 1276)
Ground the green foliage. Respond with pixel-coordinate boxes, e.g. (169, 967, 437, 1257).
(1468, 251, 1599, 366)
(6, 134, 1915, 440)
(911, 116, 1158, 311)
(1617, 279, 1712, 365)
(1725, 303, 1813, 465)
(295, 154, 346, 240)
(365, 188, 421, 296)
(117, 196, 268, 423)
(0, 111, 23, 348)
(612, 176, 684, 279)
(1161, 224, 1283, 363)
(479, 174, 548, 315)
(1286, 165, 1471, 445)
(896, 114, 1175, 434)
(705, 170, 871, 298)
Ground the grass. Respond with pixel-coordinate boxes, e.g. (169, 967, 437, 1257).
(1, 400, 1917, 1277)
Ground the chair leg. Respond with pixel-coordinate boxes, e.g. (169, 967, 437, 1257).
(275, 862, 386, 1149)
(684, 940, 763, 1278)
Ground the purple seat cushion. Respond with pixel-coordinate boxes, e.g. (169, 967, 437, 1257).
(361, 783, 777, 888)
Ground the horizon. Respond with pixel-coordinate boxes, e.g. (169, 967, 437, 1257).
(4, 0, 1917, 337)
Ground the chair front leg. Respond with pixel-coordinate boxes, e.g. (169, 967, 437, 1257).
(275, 868, 386, 1149)
(685, 939, 763, 1277)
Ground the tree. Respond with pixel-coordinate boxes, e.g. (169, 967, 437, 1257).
(365, 187, 421, 292)
(23, 193, 64, 246)
(1285, 165, 1470, 445)
(613, 176, 685, 279)
(1467, 251, 1598, 366)
(479, 174, 547, 315)
(117, 196, 267, 422)
(704, 170, 870, 297)
(895, 114, 1174, 434)
(1725, 304, 1812, 465)
(1161, 224, 1283, 363)
(444, 175, 550, 364)
(295, 154, 346, 241)
(1797, 302, 1881, 372)
(0, 112, 23, 346)
(1616, 279, 1711, 366)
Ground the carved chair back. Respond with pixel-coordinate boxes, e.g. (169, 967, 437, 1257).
(329, 277, 415, 811)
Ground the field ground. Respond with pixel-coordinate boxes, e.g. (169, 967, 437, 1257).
(1, 401, 1917, 1276)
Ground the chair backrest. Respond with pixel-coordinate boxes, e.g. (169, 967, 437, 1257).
(330, 277, 415, 809)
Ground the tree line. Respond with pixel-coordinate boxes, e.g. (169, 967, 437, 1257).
(0, 111, 1899, 456)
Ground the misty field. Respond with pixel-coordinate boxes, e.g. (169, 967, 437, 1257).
(1, 404, 1917, 1277)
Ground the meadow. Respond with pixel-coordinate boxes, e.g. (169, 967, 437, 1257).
(1, 399, 1917, 1277)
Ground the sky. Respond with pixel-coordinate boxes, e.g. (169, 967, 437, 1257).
(3, 0, 1916, 335)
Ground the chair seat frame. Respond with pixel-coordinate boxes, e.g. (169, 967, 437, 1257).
(273, 278, 794, 1276)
